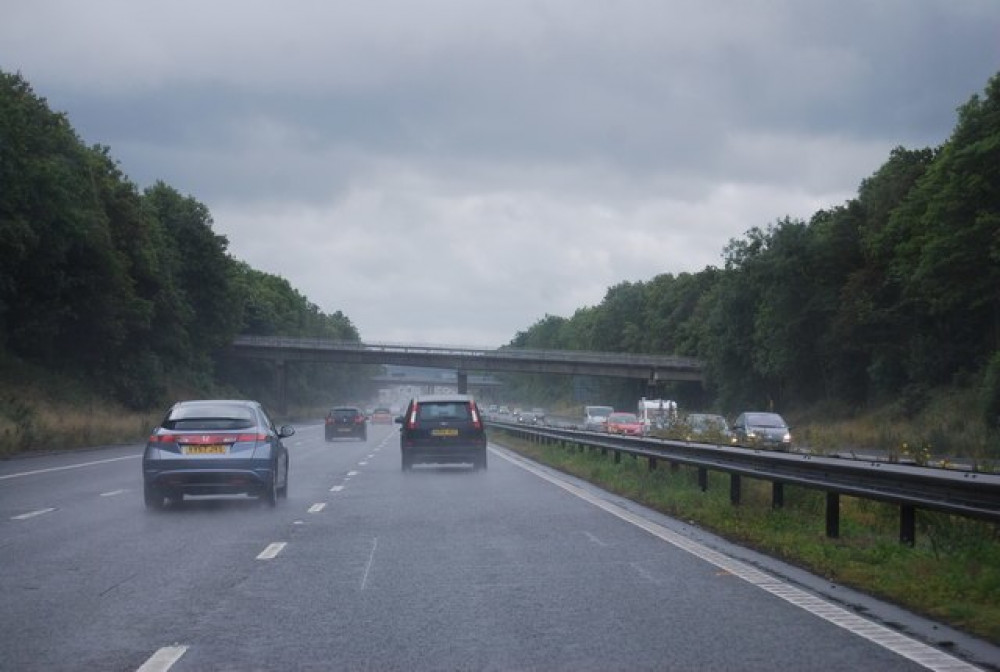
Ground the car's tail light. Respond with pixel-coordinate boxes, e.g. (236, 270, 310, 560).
(470, 403, 482, 430)
(406, 403, 419, 429)
(355, 414, 365, 424)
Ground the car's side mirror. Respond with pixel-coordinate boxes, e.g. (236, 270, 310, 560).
(278, 425, 295, 438)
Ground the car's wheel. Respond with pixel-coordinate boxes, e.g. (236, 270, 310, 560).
(263, 471, 279, 507)
(476, 450, 488, 471)
(277, 457, 289, 499)
(144, 484, 165, 510)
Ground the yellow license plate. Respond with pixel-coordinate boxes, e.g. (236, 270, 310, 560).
(184, 445, 227, 455)
(431, 428, 459, 437)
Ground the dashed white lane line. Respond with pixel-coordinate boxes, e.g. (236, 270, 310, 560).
(308, 503, 326, 513)
(12, 508, 56, 521)
(0, 454, 140, 480)
(498, 448, 981, 672)
(100, 489, 127, 497)
(256, 542, 287, 560)
(346, 470, 359, 477)
(136, 645, 187, 672)
(330, 485, 345, 492)
(359, 461, 369, 466)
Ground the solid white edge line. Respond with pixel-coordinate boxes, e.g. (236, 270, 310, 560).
(256, 542, 287, 560)
(136, 645, 188, 672)
(0, 454, 140, 480)
(495, 447, 982, 672)
(12, 507, 56, 521)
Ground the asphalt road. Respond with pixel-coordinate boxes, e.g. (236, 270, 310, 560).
(1, 422, 995, 671)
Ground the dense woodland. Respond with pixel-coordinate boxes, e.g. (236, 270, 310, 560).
(2, 68, 999, 438)
(0, 70, 368, 411)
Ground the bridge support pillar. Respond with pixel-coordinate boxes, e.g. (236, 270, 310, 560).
(457, 371, 468, 394)
(275, 359, 288, 415)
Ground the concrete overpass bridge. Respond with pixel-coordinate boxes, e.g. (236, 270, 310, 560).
(227, 335, 705, 408)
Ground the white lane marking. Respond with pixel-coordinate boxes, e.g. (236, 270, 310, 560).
(497, 448, 981, 672)
(361, 537, 378, 591)
(367, 454, 375, 458)
(308, 503, 326, 513)
(12, 508, 56, 521)
(100, 489, 127, 497)
(136, 644, 188, 671)
(330, 485, 344, 492)
(0, 454, 140, 480)
(346, 470, 358, 477)
(256, 542, 287, 560)
(359, 461, 369, 466)
(584, 531, 608, 546)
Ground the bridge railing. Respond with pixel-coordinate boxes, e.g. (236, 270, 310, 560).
(231, 335, 703, 369)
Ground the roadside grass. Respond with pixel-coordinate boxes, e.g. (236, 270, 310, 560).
(491, 430, 1000, 644)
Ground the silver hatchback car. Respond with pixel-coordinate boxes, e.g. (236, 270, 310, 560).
(142, 399, 294, 509)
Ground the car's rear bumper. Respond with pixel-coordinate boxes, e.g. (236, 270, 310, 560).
(144, 459, 274, 496)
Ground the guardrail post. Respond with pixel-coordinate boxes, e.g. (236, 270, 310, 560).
(698, 467, 708, 492)
(825, 492, 840, 538)
(772, 482, 784, 509)
(730, 474, 741, 505)
(614, 450, 621, 464)
(648, 457, 657, 472)
(900, 505, 916, 547)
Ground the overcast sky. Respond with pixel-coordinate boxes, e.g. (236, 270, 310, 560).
(4, 1, 999, 347)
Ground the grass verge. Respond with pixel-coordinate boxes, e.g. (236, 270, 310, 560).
(491, 429, 1000, 645)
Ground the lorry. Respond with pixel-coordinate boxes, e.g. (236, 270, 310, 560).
(637, 398, 677, 433)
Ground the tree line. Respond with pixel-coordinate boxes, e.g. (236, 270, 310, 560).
(0, 70, 367, 410)
(506, 72, 1000, 431)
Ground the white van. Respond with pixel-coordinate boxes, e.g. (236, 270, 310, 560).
(583, 405, 614, 431)
(637, 398, 677, 432)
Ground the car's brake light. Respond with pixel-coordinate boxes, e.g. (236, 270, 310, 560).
(470, 403, 482, 430)
(407, 403, 419, 429)
(355, 414, 365, 424)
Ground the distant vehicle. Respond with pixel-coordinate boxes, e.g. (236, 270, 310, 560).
(397, 394, 488, 471)
(637, 398, 678, 432)
(516, 408, 547, 425)
(498, 406, 511, 416)
(683, 413, 731, 442)
(142, 399, 293, 509)
(370, 407, 394, 424)
(605, 412, 644, 436)
(326, 406, 367, 441)
(583, 405, 614, 431)
(730, 412, 792, 451)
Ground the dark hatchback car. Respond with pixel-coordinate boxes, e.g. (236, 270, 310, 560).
(397, 394, 488, 471)
(142, 399, 294, 509)
(325, 406, 367, 441)
(730, 411, 792, 451)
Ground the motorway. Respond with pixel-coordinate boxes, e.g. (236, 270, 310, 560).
(1, 422, 996, 671)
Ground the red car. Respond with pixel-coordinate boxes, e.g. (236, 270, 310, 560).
(370, 408, 394, 424)
(605, 412, 644, 436)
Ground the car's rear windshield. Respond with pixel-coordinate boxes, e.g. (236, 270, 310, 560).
(331, 408, 359, 419)
(610, 413, 637, 422)
(163, 404, 256, 430)
(416, 401, 471, 421)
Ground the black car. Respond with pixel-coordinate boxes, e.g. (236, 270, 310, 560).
(730, 411, 792, 451)
(325, 406, 368, 441)
(142, 399, 293, 509)
(397, 394, 488, 471)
